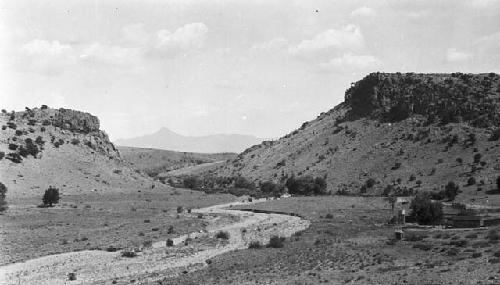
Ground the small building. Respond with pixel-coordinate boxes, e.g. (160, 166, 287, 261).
(451, 216, 483, 228)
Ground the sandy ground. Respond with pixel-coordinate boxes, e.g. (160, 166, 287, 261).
(0, 199, 310, 285)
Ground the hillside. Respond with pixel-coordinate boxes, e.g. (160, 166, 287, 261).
(201, 73, 500, 204)
(118, 146, 236, 177)
(0, 106, 164, 201)
(115, 127, 263, 153)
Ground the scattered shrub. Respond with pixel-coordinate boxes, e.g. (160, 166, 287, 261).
(68, 272, 76, 281)
(6, 152, 22, 163)
(248, 241, 262, 249)
(467, 177, 476, 186)
(15, 130, 23, 136)
(42, 120, 51, 126)
(489, 128, 500, 141)
(121, 250, 137, 258)
(267, 235, 285, 248)
(8, 143, 18, 151)
(42, 186, 60, 207)
(473, 153, 482, 164)
(0, 182, 7, 212)
(215, 231, 230, 240)
(472, 252, 482, 258)
(456, 157, 463, 164)
(71, 138, 80, 145)
(0, 151, 4, 160)
(166, 239, 174, 246)
(176, 206, 183, 213)
(486, 229, 500, 241)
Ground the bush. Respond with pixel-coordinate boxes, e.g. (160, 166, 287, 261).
(121, 250, 137, 258)
(410, 193, 443, 225)
(486, 229, 500, 241)
(176, 206, 183, 213)
(489, 128, 500, 141)
(497, 176, 500, 191)
(43, 186, 60, 207)
(248, 241, 262, 249)
(0, 182, 7, 212)
(0, 151, 4, 160)
(166, 239, 174, 246)
(444, 181, 459, 201)
(365, 178, 376, 188)
(215, 231, 230, 240)
(285, 176, 327, 195)
(467, 177, 476, 186)
(6, 153, 22, 163)
(8, 143, 18, 151)
(473, 153, 482, 164)
(71, 138, 80, 145)
(267, 235, 285, 248)
(68, 272, 76, 281)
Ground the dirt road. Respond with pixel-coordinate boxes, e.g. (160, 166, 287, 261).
(0, 199, 310, 285)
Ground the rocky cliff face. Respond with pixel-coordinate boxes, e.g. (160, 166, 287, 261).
(345, 72, 500, 127)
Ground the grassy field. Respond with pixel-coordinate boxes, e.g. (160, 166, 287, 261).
(0, 187, 235, 265)
(161, 196, 500, 285)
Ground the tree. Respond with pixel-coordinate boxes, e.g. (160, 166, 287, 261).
(410, 193, 443, 225)
(183, 176, 199, 189)
(444, 181, 459, 201)
(285, 176, 327, 196)
(234, 176, 255, 190)
(43, 186, 60, 207)
(0, 182, 7, 212)
(260, 181, 285, 197)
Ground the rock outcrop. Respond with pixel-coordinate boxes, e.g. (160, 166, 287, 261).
(345, 72, 500, 127)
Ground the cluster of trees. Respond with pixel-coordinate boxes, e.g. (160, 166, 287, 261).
(181, 174, 327, 197)
(410, 192, 443, 225)
(285, 176, 327, 196)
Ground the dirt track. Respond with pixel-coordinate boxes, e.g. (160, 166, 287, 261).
(0, 199, 310, 285)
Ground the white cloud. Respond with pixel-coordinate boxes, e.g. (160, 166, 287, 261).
(79, 43, 143, 67)
(20, 39, 76, 75)
(319, 53, 381, 71)
(350, 6, 376, 17)
(250, 38, 288, 53)
(154, 23, 208, 53)
(446, 48, 472, 62)
(466, 0, 499, 8)
(288, 25, 364, 57)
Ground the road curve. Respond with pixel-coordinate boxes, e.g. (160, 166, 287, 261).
(0, 199, 310, 285)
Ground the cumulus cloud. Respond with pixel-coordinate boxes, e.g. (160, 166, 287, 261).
(79, 43, 143, 67)
(446, 48, 472, 62)
(288, 25, 364, 57)
(350, 6, 376, 17)
(250, 38, 288, 53)
(319, 53, 381, 71)
(153, 23, 208, 55)
(17, 22, 209, 74)
(20, 39, 76, 75)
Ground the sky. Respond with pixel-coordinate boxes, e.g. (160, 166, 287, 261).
(1, 0, 499, 140)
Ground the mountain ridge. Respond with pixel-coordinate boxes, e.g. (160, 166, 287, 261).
(115, 127, 264, 153)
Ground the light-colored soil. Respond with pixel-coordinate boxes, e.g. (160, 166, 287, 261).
(0, 199, 310, 285)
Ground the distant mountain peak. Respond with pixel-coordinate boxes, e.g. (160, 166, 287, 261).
(115, 128, 263, 153)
